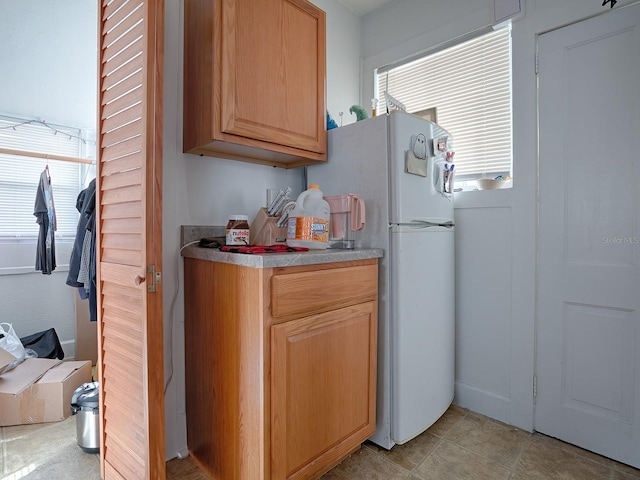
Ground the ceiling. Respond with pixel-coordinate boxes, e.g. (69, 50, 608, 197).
(336, 0, 395, 16)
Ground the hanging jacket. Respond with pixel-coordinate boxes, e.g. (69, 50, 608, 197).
(67, 179, 95, 287)
(67, 179, 97, 321)
(34, 168, 57, 274)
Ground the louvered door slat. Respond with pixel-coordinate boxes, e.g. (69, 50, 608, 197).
(102, 280, 143, 300)
(101, 168, 143, 191)
(102, 54, 143, 92)
(102, 310, 144, 335)
(104, 0, 129, 19)
(98, 0, 165, 479)
(104, 463, 126, 480)
(102, 301, 145, 327)
(104, 434, 145, 479)
(103, 34, 144, 68)
(102, 217, 143, 234)
(101, 185, 143, 205)
(102, 234, 143, 252)
(102, 249, 143, 266)
(104, 1, 143, 39)
(101, 201, 142, 220)
(103, 357, 144, 392)
(102, 101, 144, 133)
(102, 86, 144, 118)
(104, 5, 144, 47)
(103, 338, 144, 370)
(102, 117, 143, 146)
(102, 148, 143, 173)
(102, 70, 144, 106)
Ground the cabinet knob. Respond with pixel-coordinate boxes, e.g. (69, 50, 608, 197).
(135, 275, 146, 286)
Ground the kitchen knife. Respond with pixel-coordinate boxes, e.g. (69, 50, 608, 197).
(267, 189, 285, 216)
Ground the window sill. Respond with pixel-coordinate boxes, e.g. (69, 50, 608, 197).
(453, 186, 513, 209)
(0, 239, 72, 276)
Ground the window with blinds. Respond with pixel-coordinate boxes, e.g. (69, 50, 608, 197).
(376, 26, 512, 185)
(0, 116, 87, 239)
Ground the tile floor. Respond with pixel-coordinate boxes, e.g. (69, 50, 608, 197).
(2, 405, 639, 479)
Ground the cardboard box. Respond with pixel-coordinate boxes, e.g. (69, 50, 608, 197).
(0, 346, 17, 375)
(74, 289, 98, 365)
(0, 358, 92, 426)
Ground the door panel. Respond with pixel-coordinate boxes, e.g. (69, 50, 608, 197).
(97, 0, 165, 478)
(536, 3, 640, 467)
(271, 303, 377, 480)
(390, 228, 455, 444)
(220, 0, 326, 153)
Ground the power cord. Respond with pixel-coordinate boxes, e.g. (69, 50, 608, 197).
(164, 240, 200, 394)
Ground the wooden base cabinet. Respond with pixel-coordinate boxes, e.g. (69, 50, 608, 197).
(184, 258, 378, 480)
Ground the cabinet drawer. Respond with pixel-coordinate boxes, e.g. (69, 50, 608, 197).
(271, 264, 377, 318)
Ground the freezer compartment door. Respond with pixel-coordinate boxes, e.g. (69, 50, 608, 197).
(307, 115, 391, 248)
(390, 227, 455, 444)
(388, 111, 454, 223)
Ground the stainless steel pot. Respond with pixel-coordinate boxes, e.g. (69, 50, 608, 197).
(70, 382, 100, 453)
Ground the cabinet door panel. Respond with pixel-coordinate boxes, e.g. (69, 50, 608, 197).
(221, 0, 326, 154)
(271, 302, 377, 479)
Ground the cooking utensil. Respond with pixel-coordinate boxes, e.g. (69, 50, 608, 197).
(271, 187, 292, 216)
(267, 188, 285, 216)
(276, 201, 296, 228)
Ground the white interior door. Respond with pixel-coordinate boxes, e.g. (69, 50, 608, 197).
(536, 3, 640, 468)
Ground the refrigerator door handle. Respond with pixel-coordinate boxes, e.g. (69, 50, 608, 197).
(395, 220, 455, 229)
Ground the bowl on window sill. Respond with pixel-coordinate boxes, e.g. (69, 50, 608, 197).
(476, 178, 508, 190)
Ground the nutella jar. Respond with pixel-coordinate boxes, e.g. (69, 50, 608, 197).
(226, 215, 250, 245)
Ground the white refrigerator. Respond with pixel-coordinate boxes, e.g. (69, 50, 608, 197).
(307, 110, 455, 449)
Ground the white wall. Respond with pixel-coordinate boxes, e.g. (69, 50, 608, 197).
(361, 0, 637, 431)
(162, 0, 362, 458)
(0, 0, 97, 126)
(0, 0, 97, 358)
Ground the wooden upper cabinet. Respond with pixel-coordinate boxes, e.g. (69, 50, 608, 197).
(183, 0, 327, 168)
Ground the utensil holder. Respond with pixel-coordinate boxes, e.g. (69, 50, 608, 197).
(250, 208, 288, 245)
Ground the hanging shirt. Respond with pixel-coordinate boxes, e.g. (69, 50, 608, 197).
(34, 168, 57, 274)
(67, 178, 97, 321)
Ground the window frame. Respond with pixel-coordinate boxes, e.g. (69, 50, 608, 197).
(0, 114, 95, 274)
(375, 25, 513, 191)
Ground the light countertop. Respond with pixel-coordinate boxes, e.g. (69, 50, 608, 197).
(180, 225, 383, 268)
(181, 245, 383, 269)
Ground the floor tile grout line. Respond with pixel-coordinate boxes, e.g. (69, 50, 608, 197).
(533, 432, 625, 472)
(506, 431, 536, 479)
(406, 433, 448, 480)
(435, 437, 515, 476)
(434, 409, 533, 474)
(406, 409, 471, 479)
(431, 407, 469, 441)
(361, 409, 470, 479)
(361, 442, 413, 476)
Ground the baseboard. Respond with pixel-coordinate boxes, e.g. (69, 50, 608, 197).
(454, 381, 511, 425)
(60, 339, 75, 360)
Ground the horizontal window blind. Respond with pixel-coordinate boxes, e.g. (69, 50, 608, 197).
(0, 117, 83, 239)
(377, 26, 512, 178)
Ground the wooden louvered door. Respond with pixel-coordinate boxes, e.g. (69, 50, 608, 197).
(97, 1, 165, 479)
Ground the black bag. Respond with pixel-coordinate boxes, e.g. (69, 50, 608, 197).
(20, 328, 65, 360)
